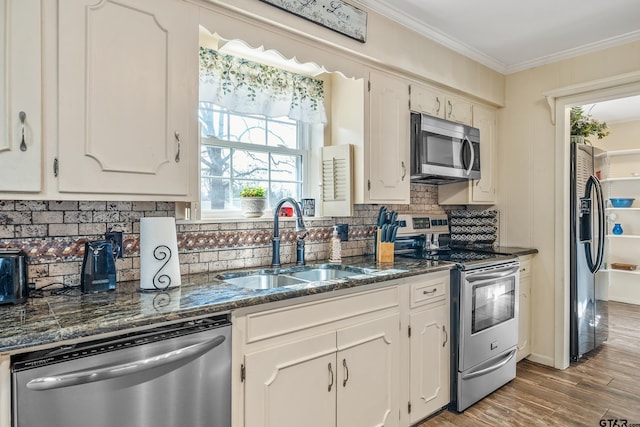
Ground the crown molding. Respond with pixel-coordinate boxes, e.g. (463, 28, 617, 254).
(355, 0, 640, 75)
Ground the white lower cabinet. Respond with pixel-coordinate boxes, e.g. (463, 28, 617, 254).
(243, 314, 400, 427)
(236, 272, 452, 427)
(517, 255, 532, 361)
(236, 286, 401, 427)
(406, 272, 450, 424)
(244, 332, 337, 427)
(336, 314, 400, 427)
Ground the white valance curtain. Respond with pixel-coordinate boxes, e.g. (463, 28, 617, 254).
(199, 47, 327, 125)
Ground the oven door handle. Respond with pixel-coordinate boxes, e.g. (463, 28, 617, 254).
(26, 335, 226, 391)
(466, 266, 519, 282)
(461, 349, 517, 380)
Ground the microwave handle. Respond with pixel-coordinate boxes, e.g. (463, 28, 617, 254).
(462, 136, 475, 176)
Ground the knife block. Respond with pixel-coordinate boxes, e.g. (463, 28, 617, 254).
(376, 227, 394, 264)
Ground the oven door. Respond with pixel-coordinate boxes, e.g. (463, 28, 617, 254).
(459, 262, 519, 370)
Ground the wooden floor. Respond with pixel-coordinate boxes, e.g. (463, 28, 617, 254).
(420, 301, 640, 426)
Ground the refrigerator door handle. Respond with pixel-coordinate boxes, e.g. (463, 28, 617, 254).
(584, 175, 605, 273)
(593, 177, 605, 272)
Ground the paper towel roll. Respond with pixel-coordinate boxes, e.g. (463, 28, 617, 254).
(140, 217, 181, 290)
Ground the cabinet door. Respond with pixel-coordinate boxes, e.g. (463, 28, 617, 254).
(517, 256, 532, 361)
(368, 70, 410, 203)
(409, 84, 445, 119)
(409, 304, 450, 423)
(471, 105, 497, 203)
(0, 0, 42, 193)
(336, 313, 400, 427)
(444, 96, 473, 126)
(57, 0, 197, 197)
(244, 332, 337, 427)
(437, 104, 497, 205)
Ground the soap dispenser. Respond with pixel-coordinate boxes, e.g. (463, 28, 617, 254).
(329, 225, 342, 262)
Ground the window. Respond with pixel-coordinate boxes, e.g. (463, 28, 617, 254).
(199, 103, 308, 215)
(198, 45, 327, 218)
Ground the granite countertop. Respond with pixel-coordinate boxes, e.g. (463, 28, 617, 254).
(486, 246, 539, 257)
(0, 256, 454, 355)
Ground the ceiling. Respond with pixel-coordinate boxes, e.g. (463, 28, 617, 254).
(355, 0, 640, 122)
(356, 0, 640, 75)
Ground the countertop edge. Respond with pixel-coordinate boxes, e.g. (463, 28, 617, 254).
(1, 259, 455, 355)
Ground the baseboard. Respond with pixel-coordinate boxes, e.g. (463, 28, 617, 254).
(609, 297, 640, 306)
(524, 352, 554, 367)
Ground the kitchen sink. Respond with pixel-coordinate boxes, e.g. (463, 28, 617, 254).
(217, 264, 371, 290)
(220, 273, 306, 290)
(287, 265, 365, 281)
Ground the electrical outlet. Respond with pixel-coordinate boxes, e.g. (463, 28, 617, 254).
(335, 224, 349, 241)
(105, 231, 123, 258)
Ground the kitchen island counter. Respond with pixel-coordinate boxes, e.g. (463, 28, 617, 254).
(0, 256, 453, 354)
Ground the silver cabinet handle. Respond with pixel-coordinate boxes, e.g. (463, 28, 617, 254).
(328, 363, 334, 392)
(447, 100, 452, 119)
(19, 111, 27, 151)
(423, 288, 437, 295)
(174, 131, 181, 163)
(443, 325, 448, 348)
(401, 161, 406, 180)
(435, 97, 441, 114)
(26, 335, 226, 391)
(342, 358, 349, 387)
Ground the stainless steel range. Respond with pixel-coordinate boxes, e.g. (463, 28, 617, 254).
(395, 213, 519, 412)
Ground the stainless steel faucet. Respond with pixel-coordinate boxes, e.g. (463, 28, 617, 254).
(272, 197, 306, 268)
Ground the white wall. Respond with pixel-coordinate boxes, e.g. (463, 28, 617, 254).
(593, 119, 640, 151)
(498, 41, 640, 367)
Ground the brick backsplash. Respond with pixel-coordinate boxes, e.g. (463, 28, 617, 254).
(0, 184, 452, 289)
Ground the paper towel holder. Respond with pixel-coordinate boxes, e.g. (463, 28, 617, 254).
(139, 217, 181, 291)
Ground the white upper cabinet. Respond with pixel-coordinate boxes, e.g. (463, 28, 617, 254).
(410, 83, 473, 126)
(444, 95, 473, 126)
(367, 69, 410, 203)
(409, 84, 445, 119)
(438, 104, 498, 205)
(56, 0, 198, 198)
(0, 0, 42, 193)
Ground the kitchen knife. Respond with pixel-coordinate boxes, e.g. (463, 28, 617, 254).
(390, 225, 398, 242)
(377, 207, 387, 227)
(389, 211, 397, 225)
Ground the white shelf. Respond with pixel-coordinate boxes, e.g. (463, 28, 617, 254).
(600, 176, 640, 183)
(602, 268, 640, 275)
(606, 234, 640, 238)
(597, 148, 640, 158)
(598, 148, 640, 157)
(606, 208, 640, 211)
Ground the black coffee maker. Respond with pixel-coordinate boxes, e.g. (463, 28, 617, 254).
(81, 241, 117, 293)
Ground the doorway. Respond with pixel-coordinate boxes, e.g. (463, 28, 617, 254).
(547, 73, 640, 368)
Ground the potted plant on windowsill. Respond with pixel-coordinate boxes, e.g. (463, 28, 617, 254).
(240, 186, 266, 218)
(570, 106, 610, 145)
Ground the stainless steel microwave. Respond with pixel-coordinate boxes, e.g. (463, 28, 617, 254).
(410, 112, 481, 184)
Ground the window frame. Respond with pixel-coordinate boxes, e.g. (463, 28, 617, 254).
(199, 107, 311, 219)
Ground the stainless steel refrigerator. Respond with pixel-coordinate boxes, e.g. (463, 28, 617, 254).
(570, 142, 608, 361)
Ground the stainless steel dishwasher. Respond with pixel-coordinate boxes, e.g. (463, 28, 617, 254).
(11, 314, 231, 427)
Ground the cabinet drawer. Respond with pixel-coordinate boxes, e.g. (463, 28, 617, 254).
(519, 257, 532, 278)
(244, 286, 399, 344)
(410, 271, 449, 309)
